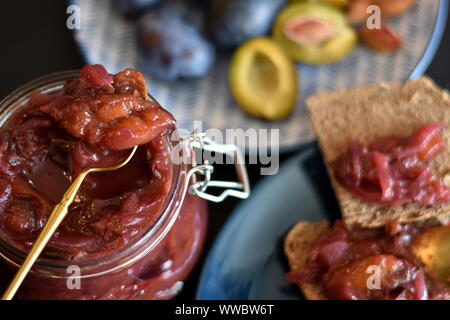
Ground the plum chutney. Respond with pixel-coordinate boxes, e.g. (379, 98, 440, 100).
(334, 123, 450, 206)
(0, 65, 207, 299)
(286, 220, 450, 300)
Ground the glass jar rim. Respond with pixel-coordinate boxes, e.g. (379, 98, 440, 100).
(0, 70, 190, 278)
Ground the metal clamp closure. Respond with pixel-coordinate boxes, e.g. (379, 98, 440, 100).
(183, 132, 250, 203)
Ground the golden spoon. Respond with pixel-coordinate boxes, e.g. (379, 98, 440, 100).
(412, 225, 450, 284)
(1, 145, 138, 300)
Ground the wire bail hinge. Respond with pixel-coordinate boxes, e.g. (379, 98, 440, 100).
(183, 132, 250, 203)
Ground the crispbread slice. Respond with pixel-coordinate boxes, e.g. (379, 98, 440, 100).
(307, 77, 450, 227)
(284, 220, 330, 300)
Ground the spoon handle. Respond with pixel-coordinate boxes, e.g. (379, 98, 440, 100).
(1, 171, 89, 300)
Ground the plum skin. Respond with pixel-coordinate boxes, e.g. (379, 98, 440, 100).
(114, 0, 163, 16)
(207, 0, 286, 48)
(137, 9, 216, 81)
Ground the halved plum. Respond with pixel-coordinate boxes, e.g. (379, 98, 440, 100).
(229, 37, 298, 120)
(412, 226, 450, 285)
(273, 3, 357, 64)
(289, 0, 348, 9)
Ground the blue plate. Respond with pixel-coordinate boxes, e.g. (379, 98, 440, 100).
(70, 0, 448, 152)
(196, 145, 340, 299)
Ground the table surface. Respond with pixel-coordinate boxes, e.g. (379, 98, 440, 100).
(0, 1, 449, 300)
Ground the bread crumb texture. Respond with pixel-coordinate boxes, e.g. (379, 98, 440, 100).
(284, 221, 330, 300)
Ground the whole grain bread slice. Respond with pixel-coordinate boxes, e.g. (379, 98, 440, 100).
(307, 77, 450, 227)
(284, 220, 330, 300)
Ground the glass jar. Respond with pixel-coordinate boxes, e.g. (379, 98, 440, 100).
(0, 71, 249, 300)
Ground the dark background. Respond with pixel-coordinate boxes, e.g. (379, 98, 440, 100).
(0, 1, 448, 299)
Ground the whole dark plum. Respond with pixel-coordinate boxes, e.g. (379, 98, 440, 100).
(207, 0, 285, 48)
(114, 0, 163, 17)
(137, 10, 215, 81)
